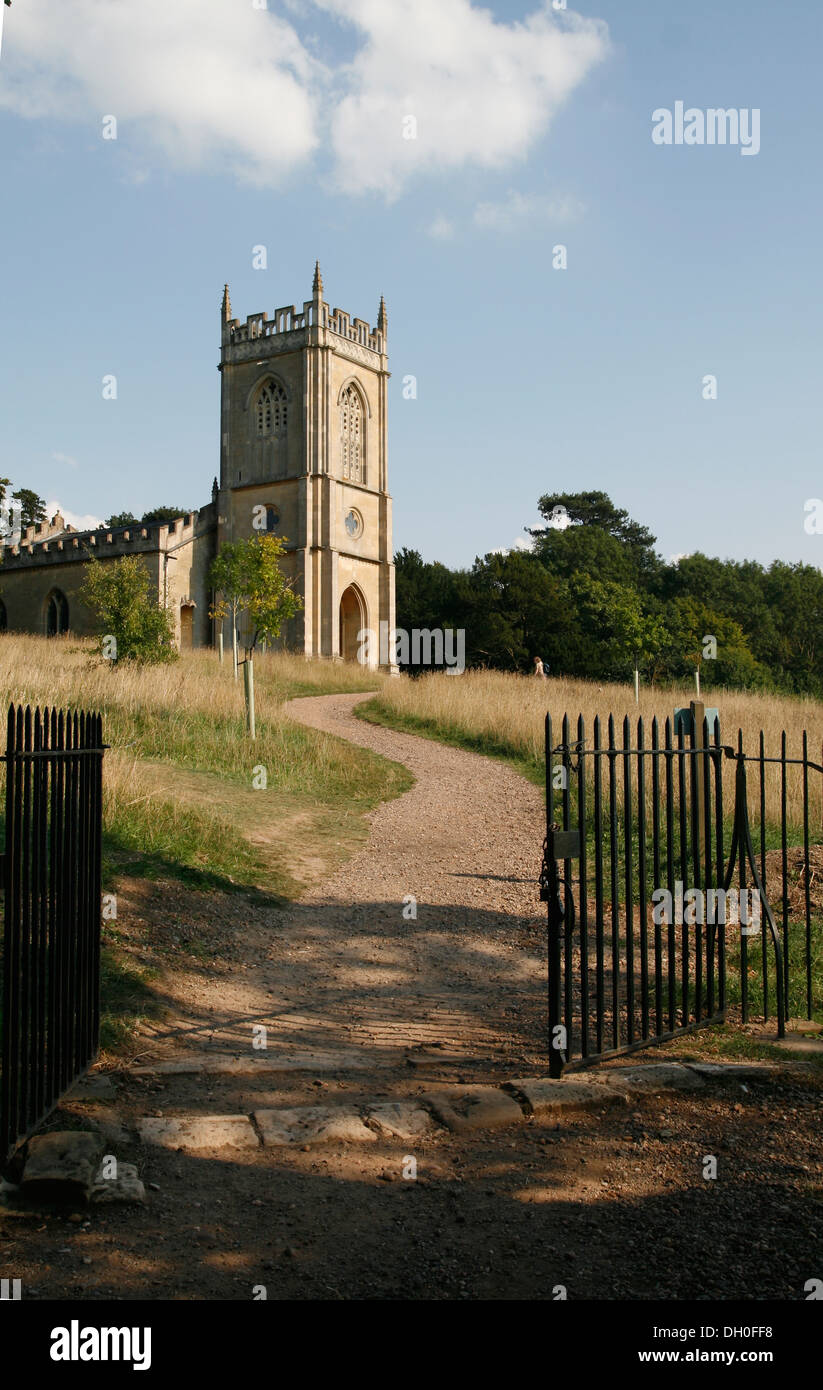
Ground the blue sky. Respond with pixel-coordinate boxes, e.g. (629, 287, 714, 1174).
(0, 0, 821, 571)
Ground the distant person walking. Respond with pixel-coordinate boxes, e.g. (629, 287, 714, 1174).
(532, 656, 545, 678)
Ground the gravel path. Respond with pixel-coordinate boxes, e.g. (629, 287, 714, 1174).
(25, 697, 822, 1306)
(135, 692, 548, 1076)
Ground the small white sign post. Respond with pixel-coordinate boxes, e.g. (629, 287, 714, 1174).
(243, 655, 256, 740)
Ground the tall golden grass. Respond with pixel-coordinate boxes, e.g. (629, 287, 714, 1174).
(0, 636, 390, 797)
(0, 634, 382, 726)
(372, 669, 823, 831)
(0, 634, 392, 886)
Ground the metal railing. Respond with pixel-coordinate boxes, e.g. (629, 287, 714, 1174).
(1, 705, 105, 1169)
(542, 703, 820, 1075)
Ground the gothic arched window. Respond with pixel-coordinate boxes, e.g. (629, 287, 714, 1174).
(255, 380, 287, 437)
(340, 384, 364, 483)
(45, 589, 69, 637)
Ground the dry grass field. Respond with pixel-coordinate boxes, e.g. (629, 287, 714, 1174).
(364, 669, 823, 1022)
(0, 635, 401, 1047)
(0, 634, 397, 896)
(3, 636, 821, 865)
(2, 639, 821, 1039)
(366, 669, 823, 831)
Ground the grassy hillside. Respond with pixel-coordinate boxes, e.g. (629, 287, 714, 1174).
(361, 669, 823, 1022)
(361, 669, 823, 828)
(0, 636, 408, 896)
(0, 636, 410, 1049)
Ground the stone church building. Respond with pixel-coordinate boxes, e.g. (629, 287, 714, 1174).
(0, 266, 396, 667)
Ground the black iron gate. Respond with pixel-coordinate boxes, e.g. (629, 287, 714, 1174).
(541, 701, 801, 1076)
(1, 704, 105, 1168)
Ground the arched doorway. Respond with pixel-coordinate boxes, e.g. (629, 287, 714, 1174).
(45, 589, 69, 637)
(180, 600, 195, 652)
(339, 585, 365, 663)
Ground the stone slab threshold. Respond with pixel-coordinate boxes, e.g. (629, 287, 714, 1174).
(7, 1060, 809, 1207)
(7, 1132, 146, 1207)
(131, 1060, 803, 1153)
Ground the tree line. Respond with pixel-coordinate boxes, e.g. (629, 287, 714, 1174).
(394, 491, 823, 695)
(0, 479, 196, 533)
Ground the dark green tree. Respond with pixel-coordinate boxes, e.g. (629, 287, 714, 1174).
(13, 488, 47, 529)
(394, 547, 472, 672)
(141, 506, 193, 525)
(466, 549, 565, 671)
(531, 490, 661, 581)
(659, 596, 765, 691)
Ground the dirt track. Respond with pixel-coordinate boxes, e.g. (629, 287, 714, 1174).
(126, 692, 549, 1076)
(3, 694, 821, 1302)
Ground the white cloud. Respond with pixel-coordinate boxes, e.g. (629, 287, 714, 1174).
(426, 214, 456, 240)
(492, 535, 534, 555)
(0, 1, 323, 186)
(473, 189, 584, 232)
(51, 451, 78, 470)
(46, 500, 103, 533)
(542, 503, 572, 530)
(0, 1, 608, 194)
(323, 0, 608, 196)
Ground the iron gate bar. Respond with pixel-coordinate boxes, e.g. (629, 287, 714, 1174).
(737, 733, 750, 1021)
(650, 716, 663, 1035)
(677, 720, 689, 1029)
(781, 730, 789, 1017)
(664, 719, 676, 1031)
(548, 741, 823, 771)
(607, 715, 619, 1051)
(637, 717, 649, 1040)
(1, 704, 105, 1170)
(545, 708, 822, 1074)
(714, 720, 726, 1019)
(577, 713, 589, 1057)
(592, 715, 605, 1054)
(722, 754, 786, 1038)
(542, 706, 810, 1075)
(561, 714, 572, 1050)
(759, 731, 768, 1018)
(2, 748, 107, 758)
(690, 712, 703, 1021)
(623, 716, 635, 1044)
(802, 730, 812, 1018)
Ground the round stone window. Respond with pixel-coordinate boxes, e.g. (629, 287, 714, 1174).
(344, 508, 363, 540)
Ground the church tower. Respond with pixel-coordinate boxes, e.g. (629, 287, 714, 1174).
(217, 268, 396, 667)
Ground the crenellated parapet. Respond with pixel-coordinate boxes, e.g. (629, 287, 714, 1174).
(225, 302, 385, 354)
(221, 266, 387, 364)
(0, 504, 216, 572)
(0, 509, 76, 551)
